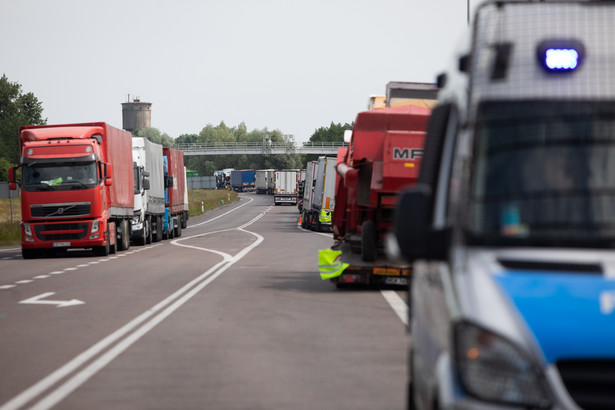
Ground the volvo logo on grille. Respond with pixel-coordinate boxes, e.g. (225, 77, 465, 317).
(57, 208, 64, 215)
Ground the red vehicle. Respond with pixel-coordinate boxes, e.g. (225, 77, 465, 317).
(162, 147, 188, 238)
(331, 105, 430, 286)
(9, 122, 134, 258)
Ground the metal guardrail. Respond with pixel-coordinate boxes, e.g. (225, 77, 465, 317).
(175, 142, 347, 156)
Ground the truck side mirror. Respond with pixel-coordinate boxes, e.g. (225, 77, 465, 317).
(8, 167, 17, 190)
(165, 175, 174, 188)
(394, 184, 450, 262)
(105, 163, 113, 186)
(143, 178, 150, 190)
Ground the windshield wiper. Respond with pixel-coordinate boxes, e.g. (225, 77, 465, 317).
(64, 180, 90, 189)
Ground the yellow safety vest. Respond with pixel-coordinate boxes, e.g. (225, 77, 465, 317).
(319, 210, 332, 224)
(318, 249, 349, 280)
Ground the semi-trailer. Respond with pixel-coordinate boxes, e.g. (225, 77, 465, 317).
(255, 169, 274, 195)
(162, 147, 188, 239)
(306, 156, 336, 232)
(9, 122, 134, 258)
(273, 170, 298, 205)
(230, 170, 255, 192)
(131, 137, 165, 245)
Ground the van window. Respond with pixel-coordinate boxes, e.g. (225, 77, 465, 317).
(469, 101, 615, 247)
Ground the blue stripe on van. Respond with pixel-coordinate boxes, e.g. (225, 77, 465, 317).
(495, 272, 615, 364)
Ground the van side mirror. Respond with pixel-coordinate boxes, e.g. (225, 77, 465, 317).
(394, 184, 450, 262)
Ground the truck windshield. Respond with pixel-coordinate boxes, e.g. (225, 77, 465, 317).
(468, 101, 615, 248)
(22, 161, 98, 192)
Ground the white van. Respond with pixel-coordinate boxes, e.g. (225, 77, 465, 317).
(394, 1, 615, 409)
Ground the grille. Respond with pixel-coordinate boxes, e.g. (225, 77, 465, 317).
(498, 259, 602, 274)
(31, 203, 91, 218)
(34, 223, 89, 241)
(557, 360, 615, 410)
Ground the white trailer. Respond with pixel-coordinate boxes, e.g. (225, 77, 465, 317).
(131, 137, 165, 245)
(301, 161, 318, 228)
(273, 170, 298, 205)
(308, 156, 336, 232)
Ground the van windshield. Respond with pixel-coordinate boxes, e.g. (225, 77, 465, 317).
(468, 101, 615, 248)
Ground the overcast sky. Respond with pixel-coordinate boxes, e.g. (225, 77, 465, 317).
(2, 0, 474, 143)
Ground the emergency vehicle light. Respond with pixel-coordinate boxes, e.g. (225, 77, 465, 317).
(545, 49, 578, 70)
(537, 40, 584, 73)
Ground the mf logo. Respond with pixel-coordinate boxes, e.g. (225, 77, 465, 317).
(599, 290, 615, 315)
(393, 147, 423, 161)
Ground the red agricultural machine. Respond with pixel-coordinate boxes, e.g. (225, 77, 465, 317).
(330, 105, 431, 286)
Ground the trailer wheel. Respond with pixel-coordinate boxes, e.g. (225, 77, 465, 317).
(181, 213, 187, 229)
(361, 220, 377, 262)
(175, 218, 182, 238)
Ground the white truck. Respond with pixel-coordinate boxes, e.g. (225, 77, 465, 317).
(307, 156, 336, 232)
(301, 161, 318, 227)
(131, 137, 165, 245)
(273, 170, 298, 205)
(255, 169, 274, 195)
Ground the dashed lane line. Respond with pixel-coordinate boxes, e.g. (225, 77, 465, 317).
(0, 244, 163, 290)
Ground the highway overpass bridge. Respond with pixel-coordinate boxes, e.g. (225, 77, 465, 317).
(176, 141, 346, 156)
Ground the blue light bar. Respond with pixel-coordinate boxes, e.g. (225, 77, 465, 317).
(545, 49, 579, 70)
(537, 40, 584, 73)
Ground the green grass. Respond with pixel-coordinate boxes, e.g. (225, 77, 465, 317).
(187, 189, 239, 217)
(0, 190, 239, 247)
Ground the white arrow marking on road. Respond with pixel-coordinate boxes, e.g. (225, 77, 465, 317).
(19, 292, 85, 308)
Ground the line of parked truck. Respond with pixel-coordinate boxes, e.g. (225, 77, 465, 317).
(8, 122, 188, 258)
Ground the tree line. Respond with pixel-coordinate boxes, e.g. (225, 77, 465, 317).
(0, 74, 352, 180)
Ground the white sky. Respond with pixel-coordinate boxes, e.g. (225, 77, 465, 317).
(1, 0, 474, 143)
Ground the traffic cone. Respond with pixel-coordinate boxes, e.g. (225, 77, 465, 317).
(298, 215, 302, 225)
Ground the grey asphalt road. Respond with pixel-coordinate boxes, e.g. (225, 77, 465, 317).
(0, 193, 409, 410)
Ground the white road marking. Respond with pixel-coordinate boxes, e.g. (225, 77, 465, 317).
(49, 271, 64, 275)
(2, 206, 268, 410)
(187, 197, 254, 228)
(380, 290, 408, 326)
(15, 280, 33, 284)
(33, 275, 50, 279)
(19, 292, 84, 308)
(0, 285, 16, 290)
(0, 247, 20, 253)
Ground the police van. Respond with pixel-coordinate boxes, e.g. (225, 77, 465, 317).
(394, 1, 615, 409)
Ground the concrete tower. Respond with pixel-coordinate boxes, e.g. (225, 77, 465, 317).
(122, 96, 152, 131)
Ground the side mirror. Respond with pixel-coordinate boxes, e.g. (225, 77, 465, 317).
(8, 167, 17, 190)
(143, 178, 150, 190)
(105, 163, 113, 186)
(165, 175, 174, 188)
(394, 184, 450, 262)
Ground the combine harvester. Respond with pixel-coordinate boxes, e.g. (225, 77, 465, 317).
(322, 104, 431, 287)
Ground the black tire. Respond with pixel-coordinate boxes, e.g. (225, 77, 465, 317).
(361, 220, 377, 262)
(181, 213, 187, 229)
(93, 232, 110, 256)
(145, 217, 153, 244)
(154, 216, 162, 242)
(175, 218, 182, 238)
(117, 220, 128, 251)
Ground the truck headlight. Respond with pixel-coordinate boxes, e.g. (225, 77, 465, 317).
(90, 220, 99, 234)
(23, 223, 33, 237)
(454, 321, 552, 409)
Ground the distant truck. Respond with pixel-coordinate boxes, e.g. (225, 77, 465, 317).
(230, 170, 255, 192)
(301, 161, 318, 222)
(162, 147, 188, 239)
(255, 169, 274, 195)
(306, 157, 336, 231)
(9, 122, 134, 258)
(273, 170, 298, 205)
(131, 137, 165, 245)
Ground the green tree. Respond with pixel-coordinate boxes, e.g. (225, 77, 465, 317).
(0, 74, 46, 176)
(308, 121, 353, 143)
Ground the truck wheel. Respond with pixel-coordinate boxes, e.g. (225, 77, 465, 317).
(361, 220, 377, 262)
(117, 220, 129, 251)
(154, 216, 162, 242)
(93, 233, 110, 256)
(146, 217, 153, 244)
(175, 218, 182, 237)
(181, 213, 187, 229)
